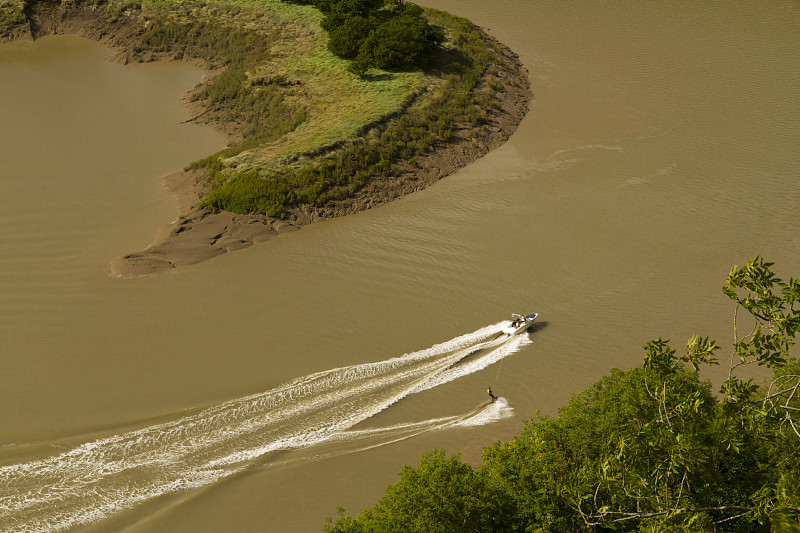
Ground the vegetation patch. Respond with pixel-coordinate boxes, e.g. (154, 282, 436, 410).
(2, 0, 516, 219)
(0, 0, 26, 30)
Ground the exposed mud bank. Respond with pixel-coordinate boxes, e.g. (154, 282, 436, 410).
(1, 3, 532, 276)
(2, 2, 138, 59)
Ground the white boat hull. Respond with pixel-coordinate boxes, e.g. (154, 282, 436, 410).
(502, 313, 538, 336)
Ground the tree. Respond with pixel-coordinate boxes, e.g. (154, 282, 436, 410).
(325, 450, 514, 532)
(326, 15, 374, 59)
(565, 257, 800, 531)
(480, 417, 587, 532)
(355, 12, 443, 71)
(315, 0, 382, 15)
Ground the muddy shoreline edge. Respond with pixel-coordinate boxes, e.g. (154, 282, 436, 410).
(2, 4, 532, 277)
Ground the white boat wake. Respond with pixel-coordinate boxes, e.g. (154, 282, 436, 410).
(0, 322, 530, 532)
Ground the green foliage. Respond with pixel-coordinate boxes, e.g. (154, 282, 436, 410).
(327, 258, 800, 532)
(480, 418, 586, 532)
(309, 0, 442, 74)
(488, 80, 504, 91)
(325, 450, 514, 532)
(723, 256, 800, 369)
(346, 54, 371, 77)
(325, 508, 362, 533)
(138, 16, 272, 67)
(200, 169, 294, 217)
(0, 0, 27, 28)
(194, 78, 307, 159)
(560, 257, 800, 530)
(136, 13, 307, 187)
(326, 14, 373, 59)
(355, 11, 443, 71)
(315, 0, 381, 16)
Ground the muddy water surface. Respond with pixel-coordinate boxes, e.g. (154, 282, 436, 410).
(1, 1, 799, 530)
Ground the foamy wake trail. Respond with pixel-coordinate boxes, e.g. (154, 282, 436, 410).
(0, 323, 530, 532)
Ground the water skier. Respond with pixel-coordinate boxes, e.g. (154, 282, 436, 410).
(487, 387, 497, 403)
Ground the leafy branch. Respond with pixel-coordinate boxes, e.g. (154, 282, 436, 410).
(569, 256, 800, 530)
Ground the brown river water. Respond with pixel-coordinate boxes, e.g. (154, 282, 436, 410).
(1, 1, 798, 531)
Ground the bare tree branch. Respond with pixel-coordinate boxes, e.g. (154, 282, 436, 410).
(581, 505, 755, 526)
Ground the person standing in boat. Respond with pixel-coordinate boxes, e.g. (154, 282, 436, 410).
(487, 387, 497, 403)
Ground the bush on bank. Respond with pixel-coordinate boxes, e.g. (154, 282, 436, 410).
(0, 0, 26, 29)
(326, 257, 800, 532)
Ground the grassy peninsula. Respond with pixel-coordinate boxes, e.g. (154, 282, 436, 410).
(0, 0, 531, 274)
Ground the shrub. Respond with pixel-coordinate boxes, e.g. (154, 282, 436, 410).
(0, 1, 26, 27)
(356, 12, 443, 71)
(200, 170, 295, 218)
(326, 14, 373, 59)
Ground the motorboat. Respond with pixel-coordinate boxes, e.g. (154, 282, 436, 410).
(502, 313, 538, 336)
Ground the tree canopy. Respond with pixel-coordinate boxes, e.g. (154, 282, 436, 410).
(326, 257, 800, 532)
(357, 12, 443, 71)
(301, 0, 443, 75)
